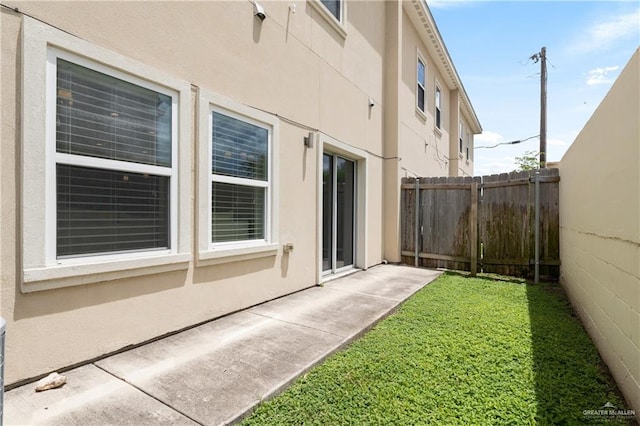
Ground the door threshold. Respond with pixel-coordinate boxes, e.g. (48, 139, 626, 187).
(320, 268, 361, 284)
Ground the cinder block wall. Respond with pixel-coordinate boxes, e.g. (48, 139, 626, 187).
(559, 49, 639, 411)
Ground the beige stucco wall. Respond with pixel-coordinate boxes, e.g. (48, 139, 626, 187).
(559, 48, 640, 411)
(397, 8, 450, 179)
(382, 6, 456, 263)
(0, 1, 386, 385)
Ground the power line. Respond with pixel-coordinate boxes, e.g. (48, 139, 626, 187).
(474, 135, 539, 149)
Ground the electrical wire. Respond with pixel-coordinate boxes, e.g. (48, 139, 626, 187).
(474, 134, 539, 149)
(246, 103, 399, 160)
(0, 3, 78, 38)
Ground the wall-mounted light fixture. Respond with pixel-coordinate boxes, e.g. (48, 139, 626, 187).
(254, 1, 266, 21)
(304, 132, 314, 148)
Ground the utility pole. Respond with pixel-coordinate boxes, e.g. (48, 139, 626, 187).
(538, 47, 547, 168)
(530, 47, 547, 168)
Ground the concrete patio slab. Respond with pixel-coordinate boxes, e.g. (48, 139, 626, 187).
(3, 364, 197, 425)
(96, 312, 345, 425)
(248, 286, 398, 338)
(324, 264, 442, 301)
(3, 265, 442, 426)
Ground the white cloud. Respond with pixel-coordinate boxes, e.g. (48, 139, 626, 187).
(572, 10, 640, 53)
(473, 155, 517, 177)
(586, 65, 620, 85)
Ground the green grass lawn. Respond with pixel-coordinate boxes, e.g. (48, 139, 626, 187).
(242, 272, 631, 425)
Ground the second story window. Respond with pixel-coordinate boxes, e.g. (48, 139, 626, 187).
(435, 86, 442, 129)
(459, 121, 464, 153)
(321, 0, 341, 21)
(417, 58, 426, 113)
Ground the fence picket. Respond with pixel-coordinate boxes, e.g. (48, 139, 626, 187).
(400, 170, 560, 279)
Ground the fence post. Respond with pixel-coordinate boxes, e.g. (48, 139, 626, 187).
(470, 181, 478, 276)
(414, 178, 420, 267)
(534, 171, 540, 283)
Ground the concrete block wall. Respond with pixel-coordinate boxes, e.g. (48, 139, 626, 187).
(559, 49, 639, 411)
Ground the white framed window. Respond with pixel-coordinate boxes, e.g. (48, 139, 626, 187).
(53, 51, 176, 258)
(197, 90, 279, 265)
(417, 56, 426, 114)
(21, 17, 192, 292)
(466, 131, 472, 160)
(459, 121, 464, 153)
(435, 85, 442, 129)
(309, 0, 347, 38)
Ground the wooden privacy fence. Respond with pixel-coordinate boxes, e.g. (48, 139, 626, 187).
(400, 168, 560, 279)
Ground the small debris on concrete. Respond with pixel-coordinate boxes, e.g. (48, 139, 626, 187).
(35, 372, 67, 392)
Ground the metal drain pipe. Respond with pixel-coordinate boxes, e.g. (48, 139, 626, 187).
(0, 317, 5, 426)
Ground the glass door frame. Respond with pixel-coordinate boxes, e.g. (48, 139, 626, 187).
(315, 133, 368, 285)
(322, 153, 356, 276)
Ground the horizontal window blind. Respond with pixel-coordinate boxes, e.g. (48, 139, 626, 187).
(57, 164, 169, 257)
(211, 182, 265, 243)
(212, 112, 267, 181)
(56, 59, 172, 167)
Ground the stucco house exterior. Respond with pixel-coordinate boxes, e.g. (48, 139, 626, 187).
(0, 0, 481, 386)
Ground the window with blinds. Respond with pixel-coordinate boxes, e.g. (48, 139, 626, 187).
(417, 58, 426, 112)
(435, 86, 442, 129)
(211, 111, 269, 244)
(55, 58, 173, 258)
(57, 165, 169, 256)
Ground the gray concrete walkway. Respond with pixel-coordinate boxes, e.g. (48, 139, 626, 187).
(4, 265, 441, 426)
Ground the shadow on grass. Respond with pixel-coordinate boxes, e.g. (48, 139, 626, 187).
(443, 271, 633, 423)
(525, 282, 634, 424)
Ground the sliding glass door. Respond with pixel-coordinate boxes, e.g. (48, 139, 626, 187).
(323, 153, 355, 273)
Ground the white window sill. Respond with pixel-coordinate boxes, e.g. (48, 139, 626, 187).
(416, 107, 427, 121)
(197, 243, 279, 266)
(22, 252, 191, 293)
(434, 127, 443, 138)
(308, 0, 347, 39)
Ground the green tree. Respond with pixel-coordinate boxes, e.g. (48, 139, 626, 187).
(513, 150, 540, 171)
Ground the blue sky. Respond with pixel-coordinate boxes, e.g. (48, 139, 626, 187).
(429, 0, 639, 176)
